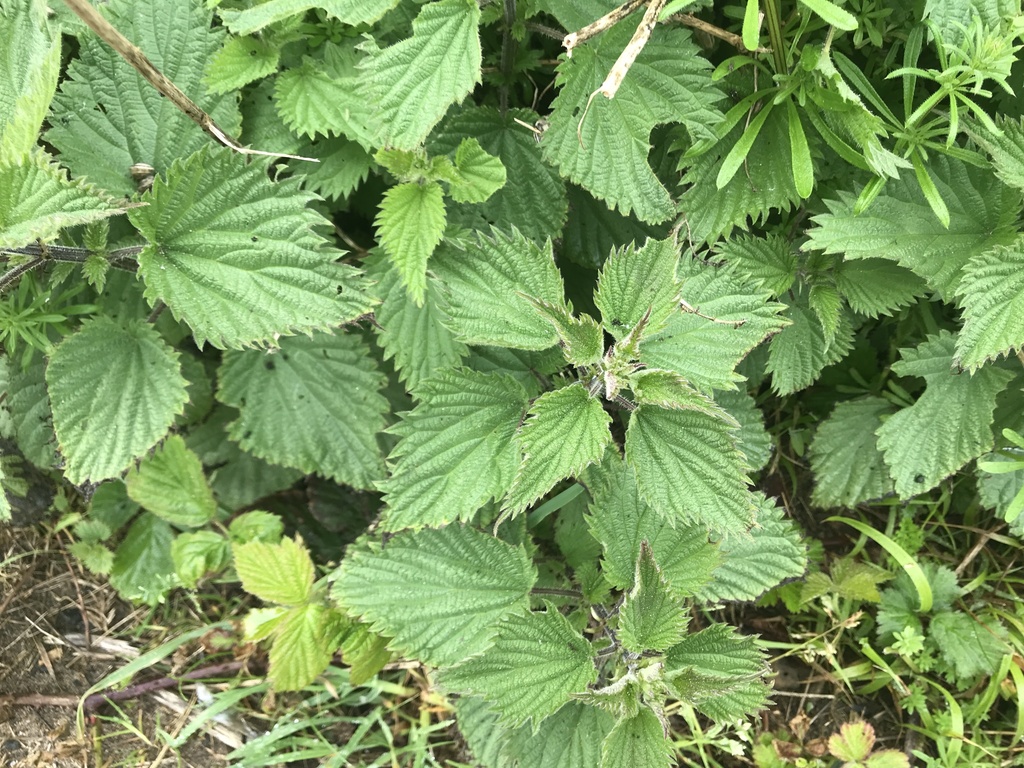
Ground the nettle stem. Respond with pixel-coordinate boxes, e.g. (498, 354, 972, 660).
(531, 586, 584, 599)
(499, 0, 517, 114)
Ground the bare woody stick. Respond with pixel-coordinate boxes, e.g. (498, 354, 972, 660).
(60, 0, 315, 162)
(563, 0, 647, 58)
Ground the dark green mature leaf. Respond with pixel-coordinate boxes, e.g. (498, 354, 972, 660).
(454, 697, 515, 768)
(109, 513, 176, 605)
(626, 405, 754, 534)
(432, 227, 566, 350)
(877, 332, 1013, 498)
(130, 147, 373, 350)
(767, 303, 855, 395)
(834, 259, 928, 318)
(293, 137, 374, 202)
(804, 156, 1019, 298)
(955, 236, 1024, 371)
(125, 435, 216, 528)
(0, 0, 59, 163)
(46, 318, 187, 484)
(274, 57, 373, 144)
(47, 0, 240, 197)
(505, 383, 612, 514)
(381, 370, 526, 530)
(333, 525, 536, 666)
(441, 606, 597, 727)
(714, 388, 772, 473)
(543, 21, 721, 223)
(970, 116, 1024, 191)
(601, 708, 673, 768)
(362, 0, 481, 150)
(595, 238, 680, 342)
(506, 702, 614, 768)
(716, 234, 797, 296)
(810, 397, 896, 508)
(641, 258, 788, 393)
(217, 331, 388, 490)
(219, 0, 399, 34)
(562, 184, 666, 269)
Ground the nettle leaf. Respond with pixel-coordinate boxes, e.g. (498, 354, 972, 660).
(130, 147, 373, 350)
(505, 701, 614, 768)
(235, 536, 315, 606)
(203, 35, 279, 95)
(767, 302, 855, 396)
(955, 236, 1024, 371)
(630, 370, 712, 411)
(696, 494, 807, 604)
(219, 0, 399, 34)
(453, 697, 515, 768)
(380, 370, 526, 530)
(544, 21, 721, 224)
(125, 435, 216, 528)
(46, 318, 187, 484)
(877, 332, 1013, 498)
(641, 258, 788, 393)
(333, 525, 536, 666)
(368, 256, 467, 395)
(601, 708, 673, 768)
(716, 234, 797, 296)
(678, 104, 801, 246)
(441, 606, 597, 727)
(971, 116, 1024, 192)
(714, 388, 771, 473)
(217, 331, 388, 489)
(626, 405, 754, 534)
(834, 259, 928, 318)
(527, 299, 604, 367)
(595, 238, 680, 342)
(505, 383, 612, 514)
(362, 0, 481, 150)
(664, 624, 770, 722)
(803, 156, 1019, 298)
(432, 227, 566, 349)
(0, 156, 124, 249)
(619, 543, 688, 653)
(7, 361, 56, 469)
(587, 459, 719, 597)
(448, 137, 507, 204)
(375, 181, 447, 305)
(563, 184, 666, 269)
(273, 57, 373, 144)
(268, 603, 342, 691)
(810, 397, 896, 508)
(430, 107, 568, 241)
(47, 0, 240, 197)
(0, 0, 59, 163)
(293, 137, 374, 202)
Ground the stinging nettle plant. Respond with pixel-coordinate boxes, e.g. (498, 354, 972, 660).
(1, 0, 1023, 765)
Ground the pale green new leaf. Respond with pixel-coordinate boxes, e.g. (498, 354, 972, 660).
(586, 459, 719, 597)
(368, 256, 467, 395)
(505, 702, 614, 768)
(641, 259, 788, 392)
(220, 0, 399, 34)
(714, 388, 771, 473)
(267, 603, 340, 691)
(171, 530, 230, 588)
(448, 138, 507, 203)
(803, 157, 1019, 298)
(0, 156, 123, 249)
(810, 397, 896, 508)
(595, 239, 680, 342)
(46, 318, 187, 484)
(630, 370, 715, 411)
(970, 116, 1024, 191)
(626, 405, 754, 534)
(203, 35, 279, 95)
(0, 0, 59, 163)
(543, 21, 721, 223)
(130, 147, 373, 349)
(108, 513, 176, 605)
(878, 332, 1013, 498)
(664, 624, 770, 722)
(441, 607, 597, 727)
(955, 237, 1024, 371)
(601, 709, 672, 768)
(619, 542, 688, 652)
(234, 536, 315, 606)
(505, 383, 612, 514)
(431, 228, 566, 349)
(274, 57, 373, 144)
(767, 303, 855, 395)
(217, 331, 388, 490)
(716, 234, 797, 296)
(381, 370, 526, 529)
(362, 0, 481, 149)
(375, 181, 447, 305)
(125, 435, 216, 528)
(834, 259, 927, 318)
(47, 0, 240, 197)
(696, 494, 807, 603)
(7, 361, 56, 469)
(333, 525, 536, 666)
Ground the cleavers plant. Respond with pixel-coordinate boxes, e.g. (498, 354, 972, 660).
(0, 0, 1023, 765)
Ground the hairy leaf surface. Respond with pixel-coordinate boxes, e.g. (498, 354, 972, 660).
(716, 234, 797, 296)
(375, 181, 447, 305)
(810, 397, 896, 508)
(834, 259, 928, 318)
(767, 303, 855, 395)
(274, 57, 373, 144)
(955, 237, 1024, 370)
(619, 543, 688, 652)
(601, 708, 673, 768)
(595, 239, 680, 342)
(506, 702, 614, 768)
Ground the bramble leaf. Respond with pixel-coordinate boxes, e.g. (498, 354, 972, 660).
(362, 0, 481, 150)
(234, 536, 315, 606)
(930, 611, 1008, 682)
(216, 331, 388, 490)
(955, 236, 1024, 371)
(46, 318, 187, 484)
(448, 138, 507, 204)
(130, 147, 373, 350)
(810, 397, 896, 508)
(125, 435, 216, 528)
(333, 525, 536, 666)
(380, 369, 527, 530)
(441, 606, 597, 727)
(267, 603, 343, 691)
(108, 513, 176, 605)
(375, 181, 447, 305)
